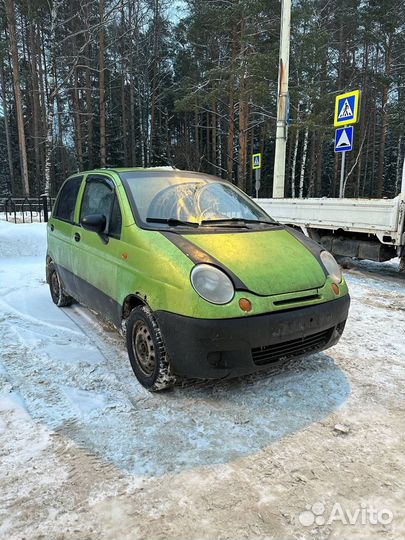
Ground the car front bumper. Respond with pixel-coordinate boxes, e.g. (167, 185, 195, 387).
(155, 294, 350, 379)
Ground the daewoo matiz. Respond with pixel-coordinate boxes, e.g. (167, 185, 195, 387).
(47, 168, 350, 391)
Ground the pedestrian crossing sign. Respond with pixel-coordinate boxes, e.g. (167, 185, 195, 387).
(334, 90, 360, 127)
(252, 153, 262, 170)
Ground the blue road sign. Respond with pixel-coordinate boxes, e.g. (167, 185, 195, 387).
(335, 126, 353, 153)
(252, 153, 261, 170)
(334, 90, 360, 127)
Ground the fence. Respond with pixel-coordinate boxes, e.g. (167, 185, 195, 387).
(0, 196, 55, 224)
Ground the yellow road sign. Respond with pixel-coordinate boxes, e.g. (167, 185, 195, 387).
(334, 90, 360, 127)
(252, 153, 262, 170)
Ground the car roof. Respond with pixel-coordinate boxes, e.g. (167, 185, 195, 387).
(70, 167, 226, 182)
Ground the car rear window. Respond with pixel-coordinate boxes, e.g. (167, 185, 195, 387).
(53, 176, 83, 223)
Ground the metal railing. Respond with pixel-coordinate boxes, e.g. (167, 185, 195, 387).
(0, 196, 55, 224)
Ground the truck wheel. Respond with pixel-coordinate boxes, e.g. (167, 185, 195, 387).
(126, 305, 176, 391)
(48, 263, 73, 307)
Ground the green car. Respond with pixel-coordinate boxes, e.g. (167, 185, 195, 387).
(46, 168, 350, 391)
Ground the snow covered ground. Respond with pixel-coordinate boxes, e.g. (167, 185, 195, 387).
(0, 221, 404, 539)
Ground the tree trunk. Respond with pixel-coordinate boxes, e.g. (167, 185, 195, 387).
(0, 61, 15, 193)
(291, 128, 299, 198)
(85, 65, 94, 169)
(237, 20, 248, 192)
(150, 0, 159, 164)
(307, 134, 316, 197)
(99, 0, 107, 167)
(121, 74, 128, 165)
(238, 91, 248, 191)
(36, 25, 47, 177)
(396, 135, 402, 194)
(56, 86, 66, 179)
(5, 0, 30, 196)
(211, 100, 217, 174)
(314, 135, 323, 197)
(129, 75, 136, 165)
(120, 2, 128, 165)
(44, 104, 55, 196)
(376, 36, 392, 197)
(227, 27, 238, 182)
(84, 0, 94, 169)
(43, 1, 59, 196)
(194, 110, 199, 159)
(227, 95, 235, 182)
(27, 10, 42, 189)
(299, 127, 309, 198)
(72, 70, 84, 169)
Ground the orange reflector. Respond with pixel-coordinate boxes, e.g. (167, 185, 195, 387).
(239, 298, 252, 312)
(332, 283, 340, 295)
(121, 253, 128, 260)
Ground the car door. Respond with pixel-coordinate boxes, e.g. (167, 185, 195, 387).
(47, 175, 84, 296)
(70, 174, 123, 325)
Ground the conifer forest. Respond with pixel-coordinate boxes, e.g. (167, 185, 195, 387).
(0, 0, 404, 199)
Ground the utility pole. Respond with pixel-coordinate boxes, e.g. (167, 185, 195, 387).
(272, 0, 291, 198)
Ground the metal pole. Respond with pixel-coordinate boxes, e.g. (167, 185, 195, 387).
(272, 0, 291, 198)
(339, 151, 346, 198)
(255, 169, 261, 198)
(41, 194, 49, 222)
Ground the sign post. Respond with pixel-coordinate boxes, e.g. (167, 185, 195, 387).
(252, 153, 262, 197)
(339, 151, 346, 199)
(334, 90, 360, 198)
(335, 126, 353, 198)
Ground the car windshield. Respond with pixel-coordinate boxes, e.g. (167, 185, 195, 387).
(120, 172, 275, 228)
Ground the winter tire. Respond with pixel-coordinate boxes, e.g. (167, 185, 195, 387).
(48, 262, 73, 307)
(126, 305, 176, 391)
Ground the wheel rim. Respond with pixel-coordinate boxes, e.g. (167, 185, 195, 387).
(132, 321, 156, 376)
(51, 270, 60, 301)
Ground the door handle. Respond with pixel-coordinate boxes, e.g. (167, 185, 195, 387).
(50, 224, 54, 231)
(74, 232, 81, 242)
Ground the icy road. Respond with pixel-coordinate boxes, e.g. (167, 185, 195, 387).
(0, 220, 404, 539)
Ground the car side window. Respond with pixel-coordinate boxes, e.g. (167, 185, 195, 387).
(53, 176, 83, 223)
(80, 177, 122, 239)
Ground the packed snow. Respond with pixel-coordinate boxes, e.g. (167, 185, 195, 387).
(0, 220, 404, 539)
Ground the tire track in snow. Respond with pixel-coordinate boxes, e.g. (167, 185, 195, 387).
(0, 297, 82, 336)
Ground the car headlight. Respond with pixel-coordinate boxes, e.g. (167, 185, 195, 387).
(320, 250, 342, 284)
(190, 264, 235, 304)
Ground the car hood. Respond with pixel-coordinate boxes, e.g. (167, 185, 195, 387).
(182, 228, 326, 296)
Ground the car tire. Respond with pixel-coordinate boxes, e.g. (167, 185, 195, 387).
(48, 262, 73, 307)
(126, 305, 176, 391)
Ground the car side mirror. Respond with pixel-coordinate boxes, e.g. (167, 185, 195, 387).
(80, 213, 106, 233)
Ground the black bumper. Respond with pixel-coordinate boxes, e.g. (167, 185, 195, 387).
(155, 295, 350, 379)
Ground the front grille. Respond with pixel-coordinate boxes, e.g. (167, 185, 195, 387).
(252, 327, 334, 366)
(273, 294, 320, 307)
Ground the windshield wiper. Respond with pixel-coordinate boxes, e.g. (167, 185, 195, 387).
(201, 218, 276, 226)
(146, 217, 199, 228)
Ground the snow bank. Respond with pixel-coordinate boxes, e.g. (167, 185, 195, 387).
(0, 221, 46, 258)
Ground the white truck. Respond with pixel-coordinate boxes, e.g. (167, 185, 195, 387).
(256, 162, 405, 272)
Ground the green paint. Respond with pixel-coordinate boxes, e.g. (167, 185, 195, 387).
(47, 169, 349, 323)
(184, 229, 326, 296)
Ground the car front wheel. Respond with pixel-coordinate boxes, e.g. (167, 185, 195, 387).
(126, 305, 176, 391)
